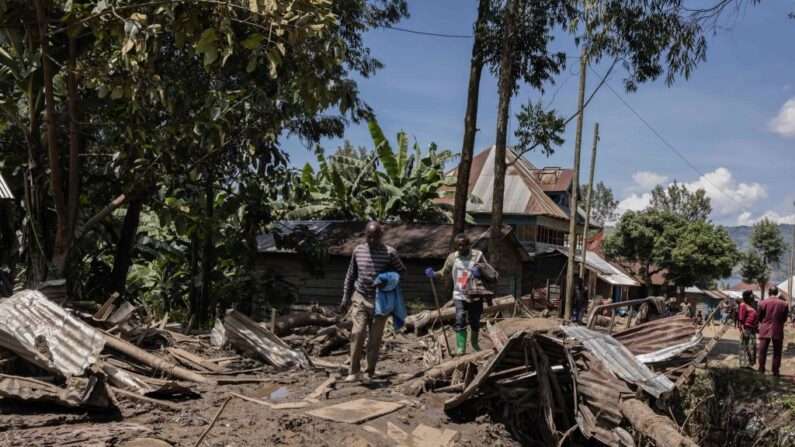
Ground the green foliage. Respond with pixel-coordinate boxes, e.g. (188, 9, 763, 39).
(582, 181, 618, 227)
(513, 99, 565, 156)
(666, 221, 739, 289)
(603, 208, 738, 290)
(649, 181, 712, 221)
(0, 0, 409, 324)
(740, 218, 786, 296)
(278, 118, 458, 223)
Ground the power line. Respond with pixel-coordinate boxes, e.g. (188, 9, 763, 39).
(589, 65, 754, 215)
(385, 26, 473, 39)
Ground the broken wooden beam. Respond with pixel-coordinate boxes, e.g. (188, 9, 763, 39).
(396, 350, 492, 396)
(620, 398, 698, 447)
(404, 296, 515, 332)
(102, 333, 214, 384)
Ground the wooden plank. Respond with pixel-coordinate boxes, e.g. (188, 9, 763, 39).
(306, 398, 404, 424)
(166, 347, 225, 372)
(93, 292, 119, 321)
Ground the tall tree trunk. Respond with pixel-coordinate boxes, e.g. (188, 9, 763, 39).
(188, 233, 200, 328)
(199, 173, 214, 325)
(23, 113, 48, 285)
(64, 35, 81, 265)
(488, 0, 518, 264)
(452, 0, 489, 245)
(33, 0, 69, 277)
(109, 199, 143, 296)
(564, 45, 587, 321)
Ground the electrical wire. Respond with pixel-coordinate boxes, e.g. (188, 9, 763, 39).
(385, 26, 473, 39)
(588, 65, 754, 215)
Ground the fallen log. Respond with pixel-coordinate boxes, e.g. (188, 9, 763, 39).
(396, 350, 492, 396)
(270, 312, 339, 336)
(102, 333, 214, 384)
(404, 296, 516, 332)
(620, 398, 698, 447)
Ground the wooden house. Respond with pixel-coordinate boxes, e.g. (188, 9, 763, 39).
(436, 146, 592, 255)
(257, 221, 531, 308)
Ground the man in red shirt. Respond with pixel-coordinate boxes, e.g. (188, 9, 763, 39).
(757, 286, 789, 376)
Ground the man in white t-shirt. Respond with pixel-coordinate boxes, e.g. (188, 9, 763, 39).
(426, 233, 497, 355)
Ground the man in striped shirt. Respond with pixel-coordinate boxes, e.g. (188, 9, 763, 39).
(341, 221, 407, 382)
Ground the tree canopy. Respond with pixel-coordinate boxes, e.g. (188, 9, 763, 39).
(649, 181, 712, 221)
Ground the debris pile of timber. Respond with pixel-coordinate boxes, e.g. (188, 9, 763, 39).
(0, 288, 732, 446)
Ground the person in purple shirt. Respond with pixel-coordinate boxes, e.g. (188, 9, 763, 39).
(757, 286, 789, 376)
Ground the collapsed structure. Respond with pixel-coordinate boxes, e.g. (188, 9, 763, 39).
(0, 289, 746, 446)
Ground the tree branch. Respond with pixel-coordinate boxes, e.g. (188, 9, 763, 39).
(506, 58, 618, 167)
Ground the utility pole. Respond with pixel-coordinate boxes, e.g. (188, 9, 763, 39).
(579, 123, 599, 280)
(788, 202, 794, 311)
(564, 45, 587, 321)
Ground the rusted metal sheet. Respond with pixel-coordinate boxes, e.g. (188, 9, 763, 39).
(613, 313, 696, 355)
(561, 325, 674, 398)
(0, 373, 113, 408)
(224, 309, 310, 369)
(0, 290, 106, 376)
(571, 349, 632, 447)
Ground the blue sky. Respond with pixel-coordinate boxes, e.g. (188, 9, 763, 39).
(283, 1, 795, 226)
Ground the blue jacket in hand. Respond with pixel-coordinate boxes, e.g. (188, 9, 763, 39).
(374, 271, 407, 331)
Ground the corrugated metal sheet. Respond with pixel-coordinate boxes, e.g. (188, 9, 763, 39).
(634, 335, 702, 363)
(0, 172, 12, 199)
(0, 373, 112, 407)
(530, 168, 574, 192)
(258, 221, 530, 262)
(561, 324, 674, 398)
(613, 314, 696, 355)
(584, 251, 639, 286)
(224, 309, 310, 369)
(0, 290, 105, 377)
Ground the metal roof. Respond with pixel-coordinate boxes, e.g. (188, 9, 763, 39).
(561, 324, 675, 398)
(612, 314, 697, 355)
(257, 221, 531, 261)
(0, 172, 12, 199)
(0, 290, 106, 377)
(437, 146, 573, 220)
(584, 251, 640, 286)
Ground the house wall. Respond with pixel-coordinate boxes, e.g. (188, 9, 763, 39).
(257, 242, 525, 309)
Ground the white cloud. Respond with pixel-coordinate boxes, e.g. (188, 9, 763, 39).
(617, 167, 767, 221)
(631, 171, 668, 190)
(617, 192, 652, 214)
(737, 210, 795, 226)
(768, 96, 795, 138)
(681, 167, 767, 217)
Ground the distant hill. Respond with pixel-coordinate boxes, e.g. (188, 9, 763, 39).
(725, 224, 793, 283)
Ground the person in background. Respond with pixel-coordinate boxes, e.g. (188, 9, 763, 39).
(696, 310, 704, 326)
(738, 290, 758, 368)
(757, 286, 788, 377)
(340, 221, 407, 383)
(426, 233, 496, 355)
(572, 278, 589, 324)
(682, 296, 693, 318)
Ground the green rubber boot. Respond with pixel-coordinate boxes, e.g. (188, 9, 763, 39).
(470, 331, 481, 352)
(455, 330, 467, 356)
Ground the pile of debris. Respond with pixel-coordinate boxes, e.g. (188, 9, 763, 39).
(0, 289, 738, 446)
(0, 290, 321, 413)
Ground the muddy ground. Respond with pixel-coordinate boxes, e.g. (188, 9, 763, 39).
(0, 331, 518, 447)
(1, 323, 794, 446)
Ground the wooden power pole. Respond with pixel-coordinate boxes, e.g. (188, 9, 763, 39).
(787, 213, 794, 310)
(564, 46, 587, 321)
(579, 123, 599, 280)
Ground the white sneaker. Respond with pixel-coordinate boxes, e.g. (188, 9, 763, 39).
(344, 373, 362, 382)
(362, 372, 374, 384)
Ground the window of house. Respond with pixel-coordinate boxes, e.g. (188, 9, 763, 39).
(536, 226, 567, 246)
